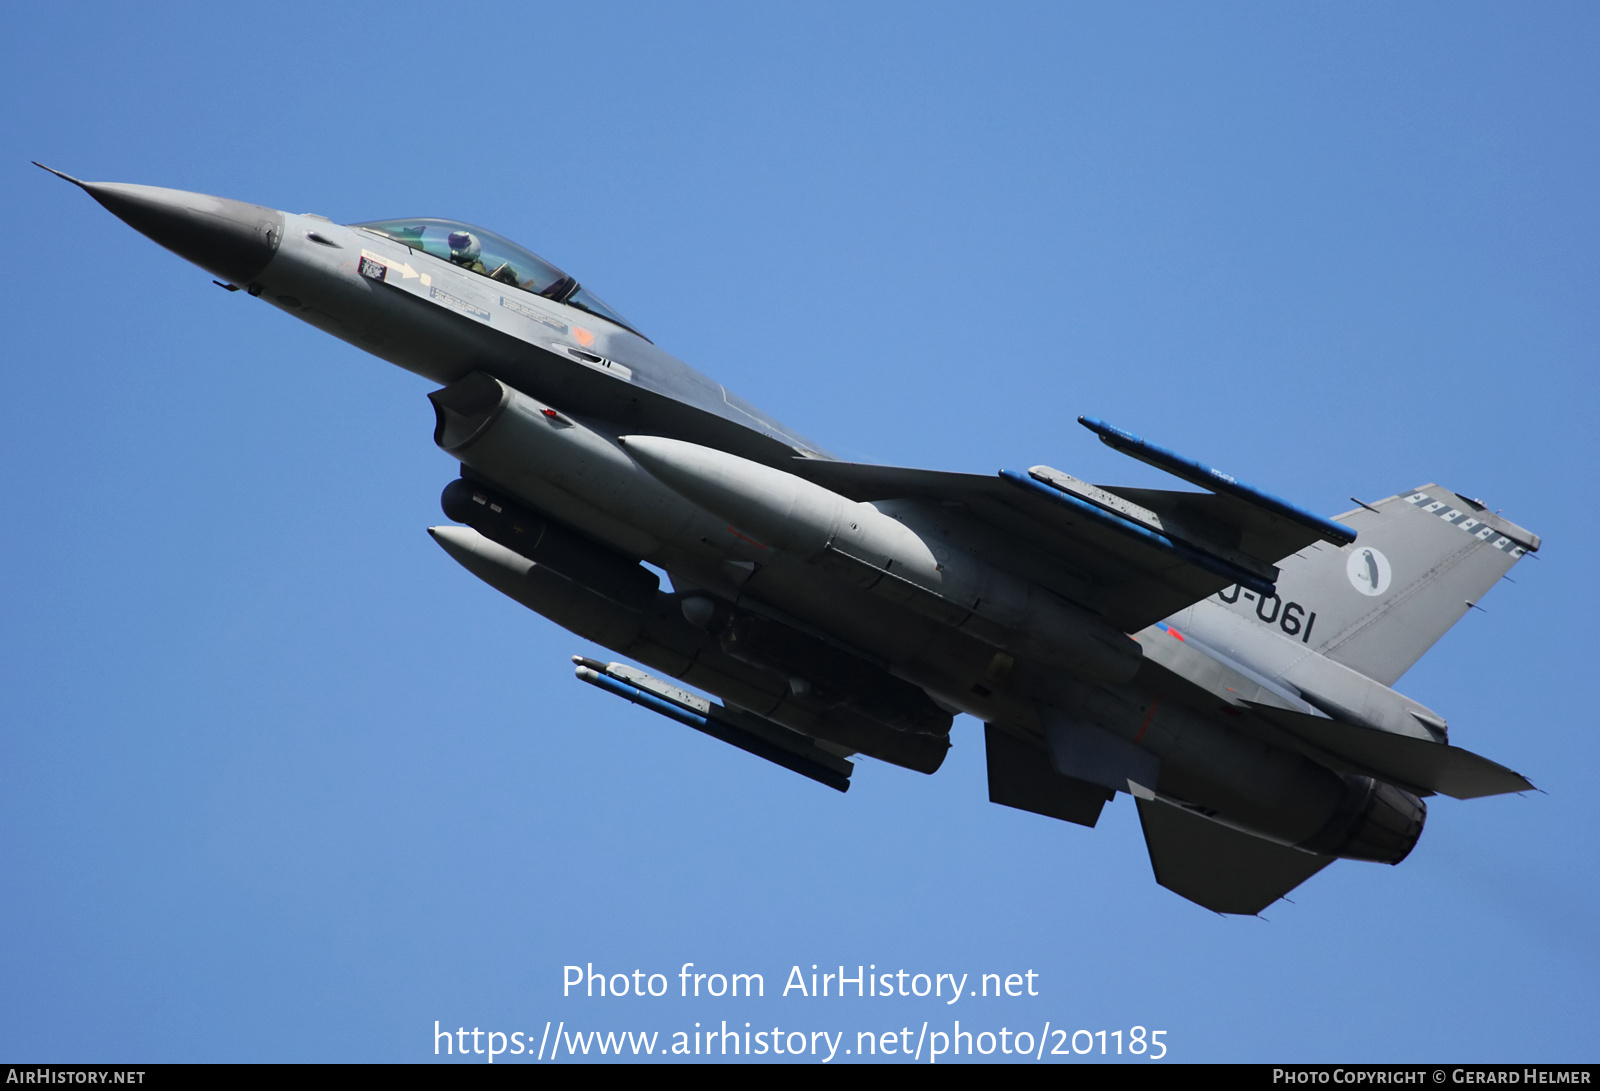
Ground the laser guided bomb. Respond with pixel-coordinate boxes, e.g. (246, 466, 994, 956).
(47, 161, 1542, 914)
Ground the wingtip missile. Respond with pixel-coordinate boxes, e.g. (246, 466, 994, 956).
(1078, 415, 1357, 547)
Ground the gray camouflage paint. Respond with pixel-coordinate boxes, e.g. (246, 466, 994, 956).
(52, 169, 1539, 915)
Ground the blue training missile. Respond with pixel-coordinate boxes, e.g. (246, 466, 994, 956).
(572, 657, 853, 792)
(999, 469, 1279, 596)
(1078, 416, 1357, 547)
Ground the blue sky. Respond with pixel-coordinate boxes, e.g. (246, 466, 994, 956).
(2, 2, 1596, 1063)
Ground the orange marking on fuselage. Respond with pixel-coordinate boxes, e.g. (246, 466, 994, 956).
(1134, 697, 1161, 743)
(725, 525, 768, 550)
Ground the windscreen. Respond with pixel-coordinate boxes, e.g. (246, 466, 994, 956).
(353, 218, 569, 295)
(352, 217, 646, 338)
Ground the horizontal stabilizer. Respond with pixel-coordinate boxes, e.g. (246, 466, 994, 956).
(1244, 702, 1532, 800)
(985, 725, 1111, 828)
(1137, 796, 1334, 914)
(574, 657, 853, 792)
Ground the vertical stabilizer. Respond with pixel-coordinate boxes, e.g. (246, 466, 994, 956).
(1271, 485, 1539, 686)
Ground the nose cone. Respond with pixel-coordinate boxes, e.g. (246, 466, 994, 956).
(38, 164, 284, 285)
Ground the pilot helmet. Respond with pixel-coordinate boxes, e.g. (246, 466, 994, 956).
(447, 230, 482, 265)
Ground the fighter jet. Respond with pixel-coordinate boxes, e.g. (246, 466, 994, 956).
(42, 163, 1540, 915)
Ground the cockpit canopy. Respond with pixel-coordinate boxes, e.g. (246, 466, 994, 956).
(351, 217, 645, 339)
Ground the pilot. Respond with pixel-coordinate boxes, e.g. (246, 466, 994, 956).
(447, 230, 487, 274)
(448, 228, 523, 287)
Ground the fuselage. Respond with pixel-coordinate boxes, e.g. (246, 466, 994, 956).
(274, 208, 1427, 861)
(62, 175, 1457, 878)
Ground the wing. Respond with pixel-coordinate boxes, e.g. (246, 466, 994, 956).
(790, 443, 1348, 633)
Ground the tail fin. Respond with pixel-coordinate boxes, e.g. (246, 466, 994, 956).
(1271, 485, 1539, 686)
